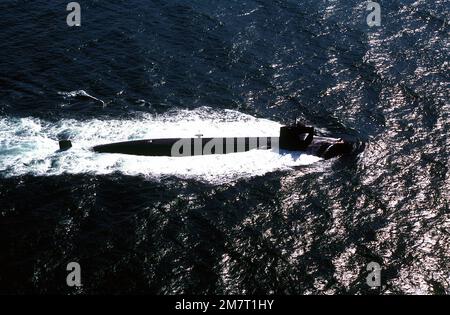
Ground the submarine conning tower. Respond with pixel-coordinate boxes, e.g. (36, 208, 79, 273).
(279, 124, 314, 151)
(279, 123, 355, 159)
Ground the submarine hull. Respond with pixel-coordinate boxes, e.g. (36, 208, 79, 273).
(92, 137, 276, 157)
(59, 124, 358, 159)
(92, 136, 353, 159)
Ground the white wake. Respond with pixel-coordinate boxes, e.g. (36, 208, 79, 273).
(0, 107, 321, 183)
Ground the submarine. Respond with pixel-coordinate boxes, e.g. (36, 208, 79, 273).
(58, 123, 356, 159)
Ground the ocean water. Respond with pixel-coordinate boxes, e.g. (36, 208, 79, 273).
(0, 0, 448, 294)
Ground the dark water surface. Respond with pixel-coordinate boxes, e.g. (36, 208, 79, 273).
(0, 0, 449, 294)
